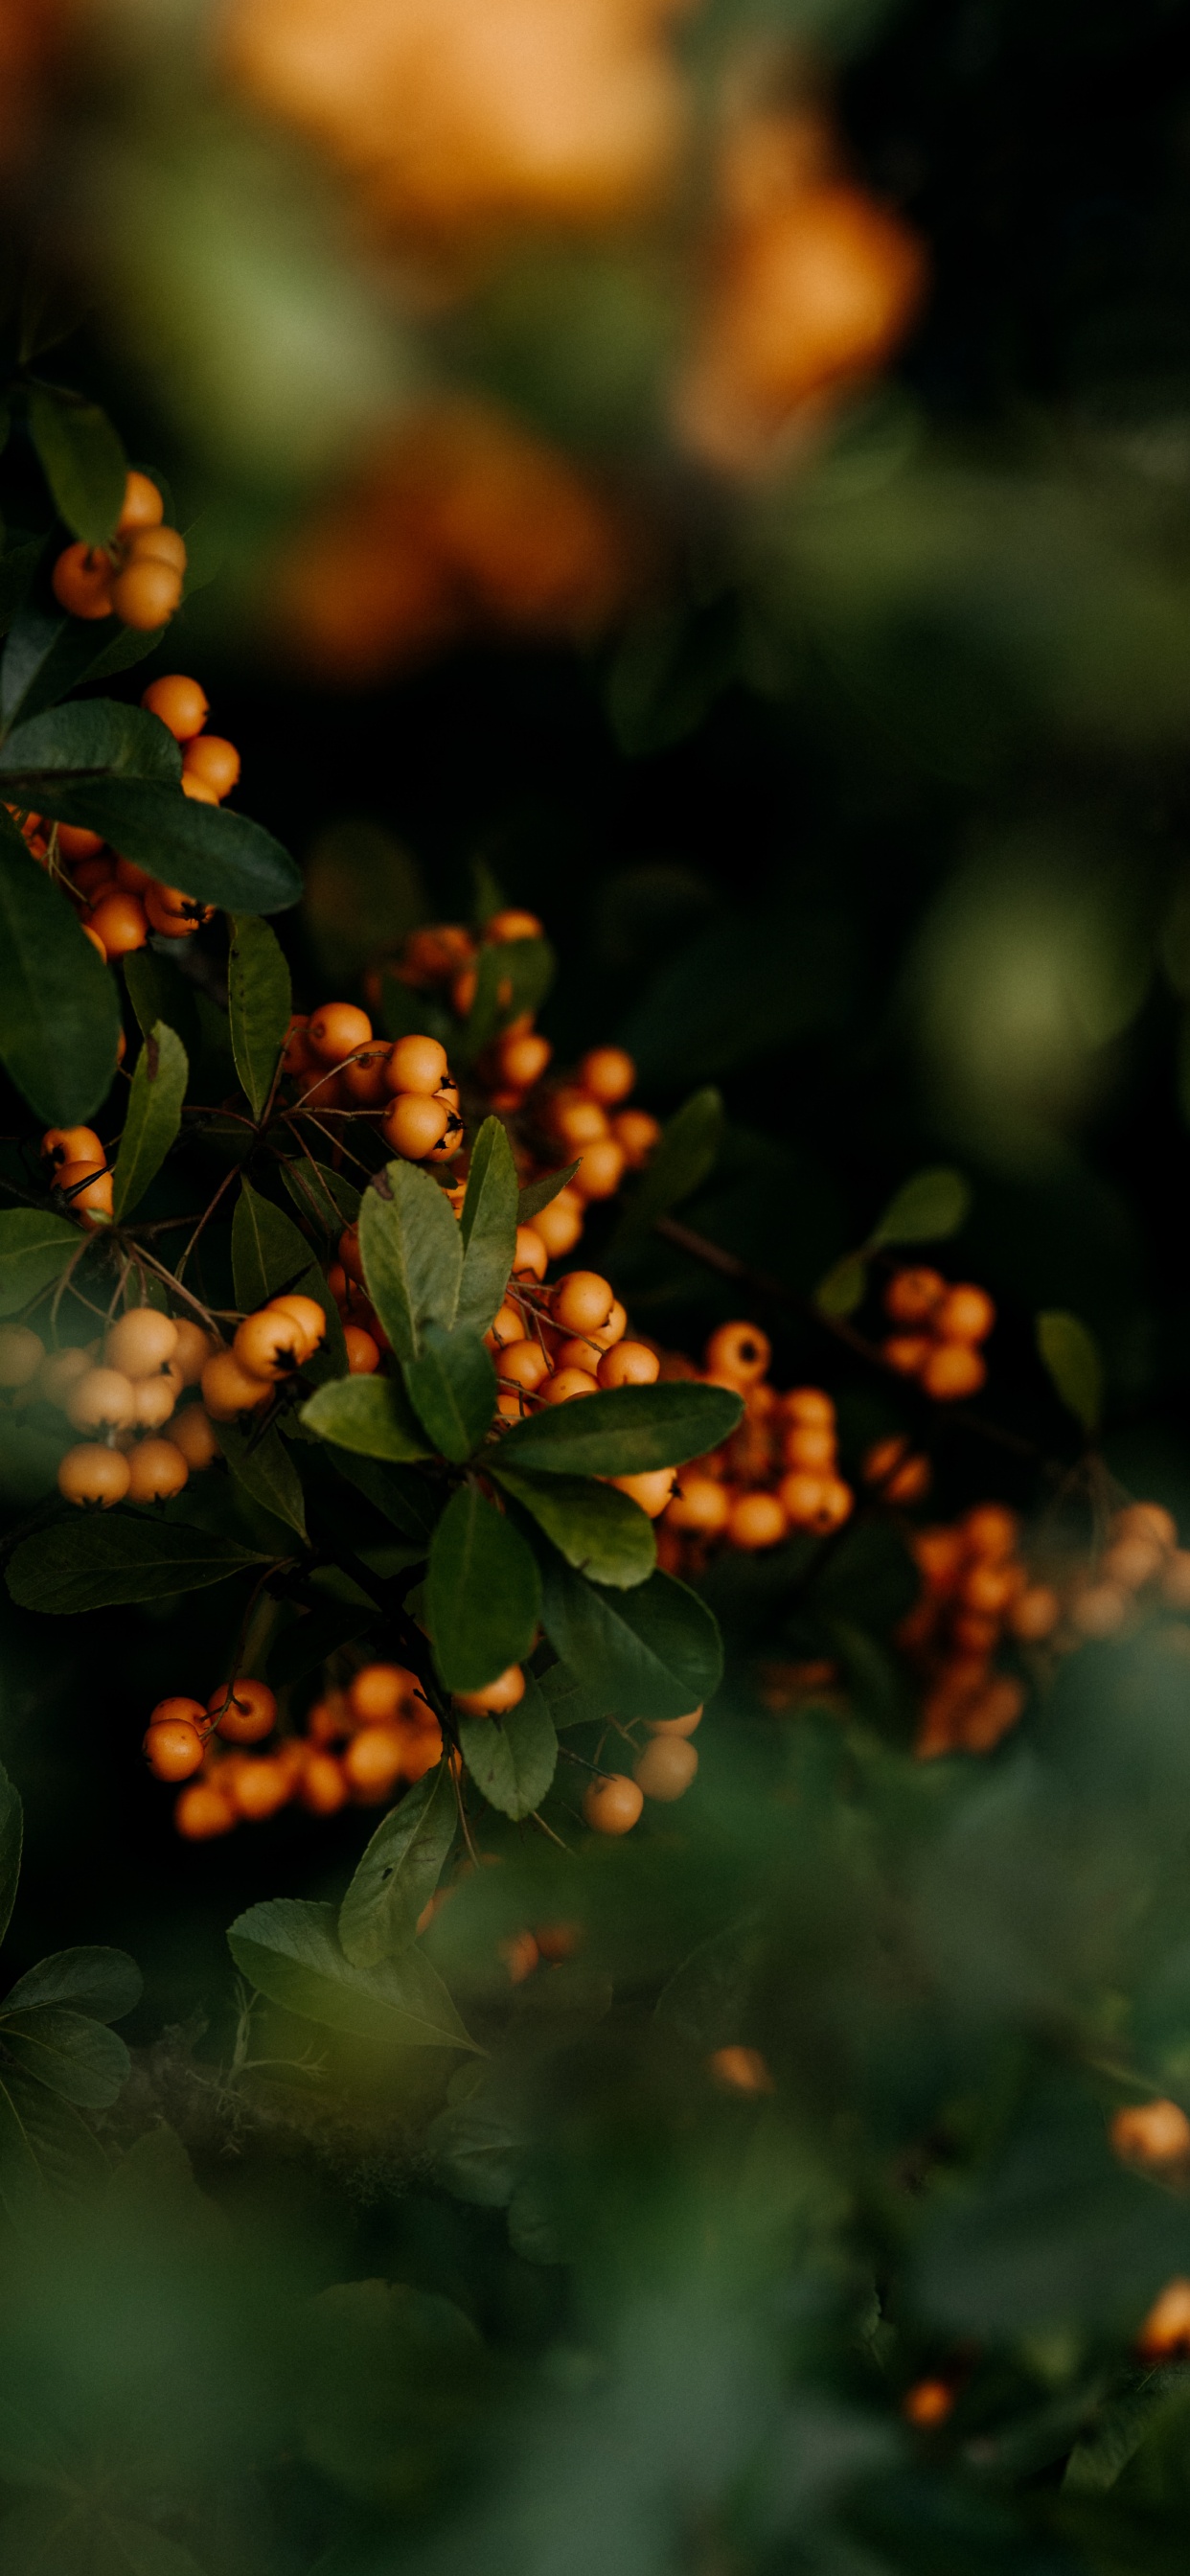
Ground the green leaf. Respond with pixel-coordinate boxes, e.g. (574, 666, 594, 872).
(869, 1165, 972, 1247)
(359, 1161, 462, 1362)
(0, 2008, 129, 2108)
(280, 1155, 360, 1233)
(403, 1324, 496, 1463)
(539, 1559, 721, 1719)
(457, 1678, 558, 1821)
(228, 912, 291, 1117)
(494, 1380, 742, 1477)
(0, 814, 122, 1123)
(6, 1515, 269, 1615)
(611, 1085, 724, 1241)
(0, 1760, 22, 1951)
(492, 1463, 654, 1588)
(456, 935, 555, 1065)
(0, 1946, 141, 2020)
(425, 1484, 542, 1691)
(122, 947, 200, 1063)
(301, 1372, 433, 1462)
(456, 1116, 518, 1335)
(429, 2091, 524, 2207)
(517, 1162, 580, 1224)
(328, 1451, 439, 1540)
(216, 1416, 309, 1541)
(814, 1251, 868, 1317)
(27, 385, 126, 546)
(338, 1764, 456, 1966)
(0, 1209, 79, 1318)
(0, 699, 180, 787)
(31, 779, 300, 914)
(0, 2069, 108, 2225)
(227, 1898, 477, 2051)
(231, 1178, 346, 1379)
(110, 1022, 187, 1219)
(1037, 1310, 1103, 1435)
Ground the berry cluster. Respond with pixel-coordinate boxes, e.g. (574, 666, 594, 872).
(51, 472, 188, 632)
(199, 1291, 327, 1421)
(146, 1664, 445, 1840)
(658, 1322, 854, 1568)
(0, 1295, 218, 1509)
(486, 1265, 675, 1516)
(33, 674, 240, 964)
(881, 1267, 995, 1401)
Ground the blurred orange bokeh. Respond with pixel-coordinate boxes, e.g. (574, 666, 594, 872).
(268, 398, 633, 678)
(0, 0, 70, 171)
(220, 0, 690, 238)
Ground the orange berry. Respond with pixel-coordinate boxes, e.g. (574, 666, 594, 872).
(337, 1226, 365, 1285)
(497, 1031, 552, 1090)
(612, 1107, 660, 1167)
(484, 908, 543, 943)
(610, 1468, 676, 1517)
(144, 1718, 204, 1781)
(535, 1920, 582, 1963)
(783, 1387, 835, 1427)
(454, 1667, 525, 1717)
(549, 1094, 609, 1150)
(386, 1033, 449, 1095)
(513, 1226, 549, 1280)
(919, 1343, 987, 1401)
(308, 1001, 373, 1064)
(175, 1781, 236, 1839)
(583, 1774, 643, 1834)
(401, 924, 475, 984)
(485, 1301, 523, 1349)
(572, 1138, 626, 1201)
(231, 1758, 291, 1821)
(1102, 1534, 1165, 1591)
(344, 1325, 380, 1373)
(183, 734, 240, 798)
(578, 1046, 635, 1105)
(962, 1504, 1019, 1560)
(342, 1725, 407, 1801)
(67, 1366, 137, 1435)
(234, 1308, 309, 1381)
(1113, 1502, 1178, 1552)
(149, 1693, 208, 1729)
(267, 1295, 327, 1358)
(56, 1161, 114, 1226)
(57, 1444, 131, 1507)
(341, 1045, 393, 1106)
(105, 1308, 179, 1379)
(42, 1124, 103, 1169)
(933, 1283, 995, 1345)
(649, 1704, 702, 1737)
(142, 673, 209, 739)
(170, 1404, 219, 1469)
(884, 1268, 946, 1324)
(1008, 1583, 1061, 1642)
(727, 1489, 789, 1550)
(903, 2380, 955, 2429)
(704, 1322, 770, 1388)
(708, 2044, 773, 2093)
(181, 771, 219, 805)
(131, 1370, 180, 1432)
(110, 555, 183, 629)
(783, 1424, 835, 1473)
(883, 1334, 929, 1376)
(499, 1339, 553, 1392)
(597, 1341, 659, 1390)
(87, 890, 149, 955)
(301, 1750, 349, 1813)
(36, 1346, 91, 1407)
(126, 1438, 189, 1504)
(56, 822, 105, 862)
(666, 1474, 730, 1535)
(1071, 1581, 1129, 1639)
(1136, 2278, 1190, 2359)
(117, 470, 165, 535)
(200, 1350, 271, 1420)
(633, 1736, 698, 1800)
(530, 1190, 584, 1258)
(144, 884, 213, 937)
(82, 925, 107, 960)
(1111, 2100, 1190, 2168)
(0, 1324, 44, 1389)
(211, 1676, 277, 1743)
(384, 1093, 453, 1159)
(541, 1367, 601, 1404)
(51, 541, 114, 619)
(283, 1015, 316, 1074)
(551, 1271, 615, 1335)
(959, 1560, 1018, 1618)
(350, 1664, 413, 1724)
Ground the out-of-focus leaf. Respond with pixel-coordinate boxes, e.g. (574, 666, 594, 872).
(457, 1677, 558, 1820)
(228, 912, 290, 1117)
(425, 1484, 541, 1691)
(814, 1251, 868, 1316)
(359, 1161, 461, 1361)
(612, 1087, 724, 1242)
(403, 1324, 495, 1462)
(1037, 1310, 1103, 1435)
(26, 385, 126, 546)
(0, 1760, 21, 1951)
(228, 1898, 477, 2051)
(456, 936, 555, 1065)
(110, 1023, 187, 1218)
(0, 812, 122, 1123)
(303, 819, 425, 984)
(0, 2008, 129, 2109)
(216, 1417, 308, 1541)
(492, 1463, 654, 1588)
(338, 1764, 455, 1966)
(0, 1210, 79, 1318)
(0, 1946, 141, 2021)
(869, 1165, 972, 1247)
(0, 2068, 109, 2224)
(6, 1516, 269, 1614)
(280, 1156, 360, 1233)
(123, 948, 200, 1063)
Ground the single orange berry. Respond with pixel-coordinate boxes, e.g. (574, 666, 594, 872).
(783, 1424, 836, 1473)
(57, 1444, 131, 1506)
(301, 1750, 349, 1813)
(211, 1676, 277, 1743)
(903, 2380, 955, 2428)
(1137, 2278, 1190, 2358)
(42, 1124, 103, 1169)
(56, 1161, 114, 1226)
(884, 1268, 947, 1324)
(633, 1736, 698, 1800)
(87, 890, 149, 955)
(142, 673, 208, 739)
(727, 1490, 789, 1551)
(499, 1339, 553, 1392)
(144, 884, 213, 938)
(175, 1781, 236, 1839)
(1111, 2100, 1190, 2168)
(612, 1107, 660, 1167)
(497, 1031, 552, 1091)
(513, 1226, 549, 1281)
(171, 1319, 215, 1384)
(200, 1350, 271, 1420)
(541, 1367, 601, 1404)
(126, 1438, 189, 1504)
(549, 1093, 609, 1149)
(933, 1283, 995, 1344)
(583, 1774, 643, 1834)
(182, 735, 240, 798)
(231, 1758, 291, 1822)
(57, 822, 105, 862)
(52, 541, 114, 619)
(144, 1718, 205, 1781)
(665, 1475, 730, 1534)
(551, 1271, 615, 1335)
(342, 1725, 407, 1800)
(384, 1093, 453, 1159)
(170, 1405, 219, 1470)
(1008, 1583, 1061, 1642)
(349, 1664, 412, 1725)
(234, 1308, 309, 1380)
(484, 908, 543, 943)
(597, 1341, 659, 1390)
(578, 1046, 635, 1106)
(386, 1033, 449, 1095)
(610, 1468, 676, 1517)
(344, 1325, 380, 1374)
(708, 2045, 773, 2093)
(704, 1322, 771, 1388)
(920, 1342, 987, 1401)
(572, 1139, 626, 1202)
(454, 1667, 525, 1717)
(649, 1704, 702, 1738)
(110, 555, 183, 629)
(531, 1191, 584, 1258)
(67, 1366, 137, 1435)
(308, 1001, 373, 1065)
(341, 1045, 393, 1106)
(117, 470, 165, 535)
(105, 1308, 179, 1379)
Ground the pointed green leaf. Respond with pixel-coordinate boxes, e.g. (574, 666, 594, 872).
(27, 385, 127, 546)
(1037, 1309, 1103, 1435)
(231, 1178, 346, 1379)
(216, 1416, 309, 1540)
(228, 911, 291, 1116)
(492, 1463, 655, 1588)
(280, 1155, 360, 1233)
(300, 1372, 434, 1462)
(110, 1022, 188, 1218)
(458, 1678, 557, 1821)
(0, 1210, 80, 1318)
(494, 1380, 742, 1476)
(611, 1086, 723, 1241)
(339, 1763, 456, 1966)
(0, 813, 121, 1123)
(456, 1115, 518, 1334)
(0, 2008, 129, 2108)
(0, 699, 180, 787)
(517, 1162, 580, 1224)
(814, 1251, 868, 1317)
(1, 1945, 141, 2021)
(869, 1166, 972, 1247)
(30, 779, 300, 913)
(0, 2069, 108, 2225)
(122, 947, 201, 1062)
(425, 1484, 541, 1691)
(539, 1558, 721, 1719)
(227, 1898, 477, 2051)
(6, 1516, 270, 1615)
(358, 1160, 462, 1362)
(0, 1760, 21, 1951)
(403, 1323, 496, 1463)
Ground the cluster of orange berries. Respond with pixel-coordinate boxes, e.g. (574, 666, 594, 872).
(51, 471, 188, 632)
(198, 1289, 328, 1421)
(28, 674, 240, 966)
(153, 1664, 445, 1840)
(486, 1264, 677, 1517)
(0, 1293, 219, 1509)
(655, 1322, 855, 1568)
(881, 1267, 995, 1402)
(901, 1499, 1190, 1759)
(283, 1019, 463, 1165)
